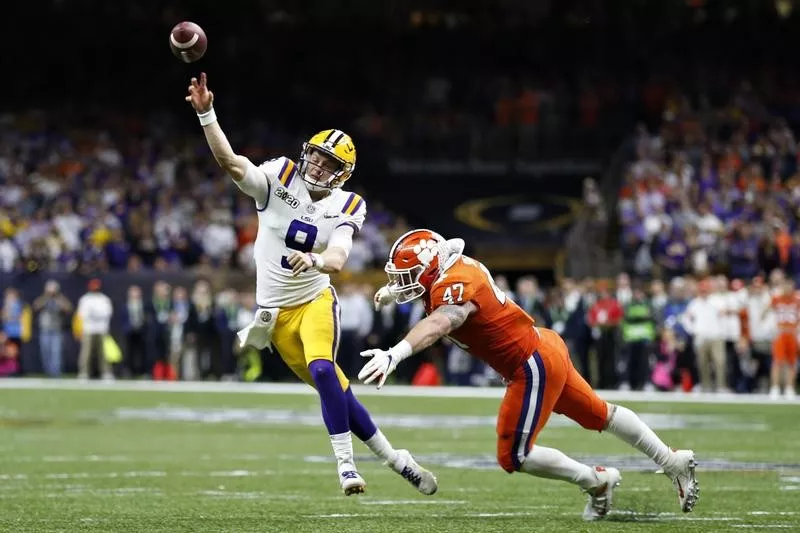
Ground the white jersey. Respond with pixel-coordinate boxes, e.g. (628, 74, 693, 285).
(239, 156, 366, 308)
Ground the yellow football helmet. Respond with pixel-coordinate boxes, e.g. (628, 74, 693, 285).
(299, 129, 357, 190)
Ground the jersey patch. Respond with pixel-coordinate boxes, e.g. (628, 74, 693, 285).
(274, 187, 300, 209)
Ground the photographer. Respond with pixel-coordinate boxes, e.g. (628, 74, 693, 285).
(32, 280, 73, 377)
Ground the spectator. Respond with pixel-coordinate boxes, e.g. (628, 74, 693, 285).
(120, 285, 148, 378)
(0, 332, 20, 377)
(337, 282, 374, 378)
(515, 276, 549, 327)
(32, 280, 73, 378)
(746, 276, 774, 391)
(169, 286, 192, 380)
(215, 289, 241, 381)
(682, 279, 726, 393)
(148, 281, 172, 379)
(620, 284, 656, 391)
(2, 288, 31, 375)
(186, 280, 219, 380)
(75, 278, 114, 381)
(587, 281, 623, 389)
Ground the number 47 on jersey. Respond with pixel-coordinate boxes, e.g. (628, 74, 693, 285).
(440, 259, 507, 305)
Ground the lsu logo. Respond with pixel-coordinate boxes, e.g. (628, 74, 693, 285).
(274, 187, 299, 209)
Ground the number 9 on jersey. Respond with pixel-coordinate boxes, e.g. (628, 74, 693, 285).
(281, 219, 318, 269)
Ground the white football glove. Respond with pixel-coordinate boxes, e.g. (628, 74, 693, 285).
(358, 348, 399, 389)
(373, 285, 395, 311)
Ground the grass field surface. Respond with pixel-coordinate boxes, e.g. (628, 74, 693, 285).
(1, 381, 799, 532)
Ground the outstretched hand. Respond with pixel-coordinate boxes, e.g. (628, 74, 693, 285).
(358, 348, 399, 390)
(185, 72, 214, 113)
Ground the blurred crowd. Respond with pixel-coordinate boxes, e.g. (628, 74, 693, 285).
(618, 81, 800, 282)
(0, 112, 414, 275)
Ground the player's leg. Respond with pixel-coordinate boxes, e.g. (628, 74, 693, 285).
(555, 354, 699, 513)
(270, 300, 362, 495)
(710, 339, 727, 392)
(498, 330, 618, 521)
(696, 340, 713, 392)
(77, 332, 91, 380)
(343, 386, 438, 494)
(496, 335, 609, 506)
(770, 335, 786, 398)
(783, 335, 797, 398)
(297, 288, 368, 495)
(787, 361, 797, 397)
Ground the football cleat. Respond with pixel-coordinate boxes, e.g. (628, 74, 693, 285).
(665, 449, 699, 512)
(582, 466, 622, 521)
(339, 467, 366, 496)
(388, 449, 438, 495)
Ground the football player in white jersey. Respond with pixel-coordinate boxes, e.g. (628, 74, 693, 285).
(185, 72, 437, 496)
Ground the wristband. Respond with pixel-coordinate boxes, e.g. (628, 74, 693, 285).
(198, 107, 217, 126)
(309, 252, 325, 270)
(388, 339, 413, 362)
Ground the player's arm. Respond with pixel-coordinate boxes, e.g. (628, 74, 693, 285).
(200, 120, 251, 182)
(185, 73, 252, 182)
(186, 72, 272, 206)
(285, 224, 354, 276)
(286, 201, 367, 276)
(404, 302, 477, 353)
(358, 301, 477, 388)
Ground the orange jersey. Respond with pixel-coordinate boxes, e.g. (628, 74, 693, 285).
(424, 255, 539, 380)
(771, 295, 800, 331)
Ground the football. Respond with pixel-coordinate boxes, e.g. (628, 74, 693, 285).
(169, 21, 207, 63)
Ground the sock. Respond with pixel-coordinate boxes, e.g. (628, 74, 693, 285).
(330, 431, 355, 470)
(364, 429, 399, 464)
(605, 404, 672, 468)
(521, 446, 598, 491)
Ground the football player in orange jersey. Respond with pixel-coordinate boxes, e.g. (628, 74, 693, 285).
(764, 279, 799, 399)
(360, 229, 700, 520)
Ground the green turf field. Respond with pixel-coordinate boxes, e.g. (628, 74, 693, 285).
(1, 382, 799, 532)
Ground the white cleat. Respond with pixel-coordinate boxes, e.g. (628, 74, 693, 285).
(582, 466, 621, 521)
(785, 388, 797, 400)
(665, 449, 699, 513)
(338, 465, 366, 496)
(770, 386, 782, 400)
(389, 449, 438, 495)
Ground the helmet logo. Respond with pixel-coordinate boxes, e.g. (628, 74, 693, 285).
(412, 239, 439, 266)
